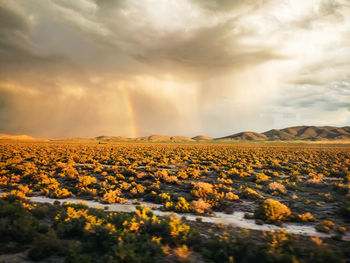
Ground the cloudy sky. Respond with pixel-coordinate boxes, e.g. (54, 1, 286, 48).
(0, 0, 350, 138)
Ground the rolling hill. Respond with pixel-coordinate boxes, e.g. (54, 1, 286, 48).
(2, 126, 350, 143)
(170, 136, 194, 142)
(262, 129, 294, 140)
(218, 131, 267, 141)
(192, 135, 213, 141)
(214, 126, 350, 142)
(263, 126, 350, 141)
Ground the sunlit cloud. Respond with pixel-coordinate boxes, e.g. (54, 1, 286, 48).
(0, 0, 349, 138)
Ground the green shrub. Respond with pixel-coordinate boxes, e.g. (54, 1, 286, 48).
(339, 201, 350, 219)
(0, 197, 40, 243)
(308, 245, 343, 263)
(28, 229, 63, 261)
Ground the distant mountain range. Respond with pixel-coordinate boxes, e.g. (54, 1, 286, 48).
(216, 126, 350, 141)
(90, 126, 350, 142)
(1, 126, 350, 142)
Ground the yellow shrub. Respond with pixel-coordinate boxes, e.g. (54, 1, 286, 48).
(191, 198, 212, 214)
(255, 199, 291, 222)
(101, 189, 127, 204)
(297, 212, 315, 222)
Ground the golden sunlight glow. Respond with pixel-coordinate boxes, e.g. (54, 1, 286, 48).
(0, 0, 349, 137)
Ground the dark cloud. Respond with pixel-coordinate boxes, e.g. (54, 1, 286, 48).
(95, 0, 127, 9)
(0, 4, 29, 31)
(191, 0, 270, 12)
(0, 0, 349, 137)
(35, 0, 281, 77)
(0, 3, 33, 62)
(135, 20, 282, 77)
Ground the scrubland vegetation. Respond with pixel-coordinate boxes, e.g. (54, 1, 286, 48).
(0, 141, 349, 262)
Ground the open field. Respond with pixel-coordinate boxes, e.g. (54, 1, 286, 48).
(0, 141, 350, 262)
(2, 0, 350, 262)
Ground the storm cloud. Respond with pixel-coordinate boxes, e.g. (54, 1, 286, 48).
(0, 0, 349, 138)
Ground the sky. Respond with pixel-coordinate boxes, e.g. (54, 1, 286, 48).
(0, 0, 350, 138)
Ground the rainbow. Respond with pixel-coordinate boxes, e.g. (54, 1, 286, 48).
(123, 88, 138, 138)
